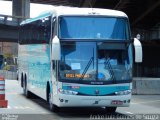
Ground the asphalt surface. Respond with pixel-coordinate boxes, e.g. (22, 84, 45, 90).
(0, 80, 160, 120)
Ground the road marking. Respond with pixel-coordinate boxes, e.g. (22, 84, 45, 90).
(131, 100, 160, 104)
(18, 106, 25, 109)
(7, 106, 34, 110)
(7, 92, 19, 95)
(8, 106, 11, 109)
(125, 111, 134, 114)
(14, 106, 18, 109)
(25, 106, 35, 110)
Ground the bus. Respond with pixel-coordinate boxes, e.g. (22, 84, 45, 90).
(18, 7, 142, 113)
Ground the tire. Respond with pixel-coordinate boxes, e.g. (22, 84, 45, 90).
(105, 107, 117, 114)
(23, 76, 32, 98)
(49, 92, 59, 112)
(21, 74, 23, 87)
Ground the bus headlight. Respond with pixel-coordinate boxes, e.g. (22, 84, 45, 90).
(115, 90, 131, 95)
(58, 88, 78, 95)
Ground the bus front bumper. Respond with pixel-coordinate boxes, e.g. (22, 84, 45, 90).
(53, 94, 131, 107)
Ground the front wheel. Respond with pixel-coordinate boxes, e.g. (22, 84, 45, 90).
(49, 93, 59, 112)
(105, 107, 117, 113)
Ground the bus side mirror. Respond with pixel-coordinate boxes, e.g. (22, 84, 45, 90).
(52, 36, 60, 60)
(133, 38, 142, 63)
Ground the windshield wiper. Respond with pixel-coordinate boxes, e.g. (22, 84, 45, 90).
(104, 58, 116, 82)
(79, 57, 93, 81)
(79, 48, 94, 81)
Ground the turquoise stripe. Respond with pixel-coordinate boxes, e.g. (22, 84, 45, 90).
(62, 85, 130, 95)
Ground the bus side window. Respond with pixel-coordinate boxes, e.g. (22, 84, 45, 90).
(19, 26, 23, 44)
(20, 25, 28, 44)
(42, 16, 52, 43)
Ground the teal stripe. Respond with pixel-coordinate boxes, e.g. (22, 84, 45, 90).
(63, 85, 129, 95)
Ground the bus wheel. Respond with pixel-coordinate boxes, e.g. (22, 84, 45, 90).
(49, 92, 59, 112)
(23, 76, 32, 98)
(105, 107, 117, 113)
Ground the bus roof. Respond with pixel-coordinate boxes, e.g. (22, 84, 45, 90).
(53, 6, 128, 17)
(21, 7, 128, 25)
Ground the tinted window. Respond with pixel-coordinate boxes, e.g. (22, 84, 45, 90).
(59, 16, 130, 40)
(19, 16, 51, 44)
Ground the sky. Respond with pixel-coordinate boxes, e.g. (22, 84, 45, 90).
(0, 0, 54, 18)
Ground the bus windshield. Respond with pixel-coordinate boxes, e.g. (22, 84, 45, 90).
(59, 42, 133, 84)
(59, 16, 130, 40)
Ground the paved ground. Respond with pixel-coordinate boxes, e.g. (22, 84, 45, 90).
(0, 80, 160, 120)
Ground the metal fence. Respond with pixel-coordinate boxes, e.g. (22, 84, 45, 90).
(0, 70, 17, 80)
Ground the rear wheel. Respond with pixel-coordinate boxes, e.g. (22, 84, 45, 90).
(105, 107, 117, 113)
(23, 75, 32, 98)
(21, 74, 23, 87)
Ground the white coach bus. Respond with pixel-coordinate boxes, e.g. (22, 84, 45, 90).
(18, 7, 142, 112)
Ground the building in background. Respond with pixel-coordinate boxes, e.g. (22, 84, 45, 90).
(0, 42, 18, 71)
(0, 42, 18, 55)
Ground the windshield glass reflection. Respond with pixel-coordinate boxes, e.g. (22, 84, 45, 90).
(59, 42, 96, 81)
(59, 42, 132, 83)
(59, 16, 130, 40)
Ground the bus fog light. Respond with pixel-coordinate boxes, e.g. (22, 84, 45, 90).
(59, 99, 64, 102)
